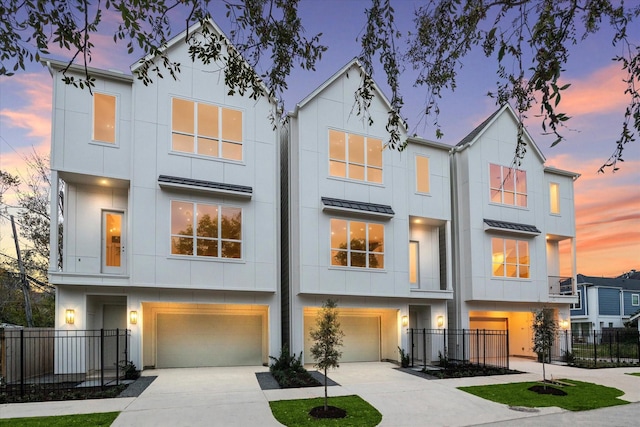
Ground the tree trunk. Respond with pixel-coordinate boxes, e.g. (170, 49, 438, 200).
(324, 365, 328, 411)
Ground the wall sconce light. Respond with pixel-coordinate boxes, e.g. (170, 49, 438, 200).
(561, 319, 569, 329)
(65, 309, 75, 325)
(437, 315, 444, 328)
(401, 315, 409, 327)
(130, 311, 138, 325)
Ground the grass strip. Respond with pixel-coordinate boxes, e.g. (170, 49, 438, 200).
(459, 379, 629, 411)
(270, 395, 381, 427)
(0, 412, 119, 427)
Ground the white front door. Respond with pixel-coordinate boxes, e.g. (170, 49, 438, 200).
(102, 211, 126, 274)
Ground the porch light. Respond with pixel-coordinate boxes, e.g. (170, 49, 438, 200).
(130, 311, 138, 325)
(65, 309, 75, 324)
(561, 319, 569, 329)
(401, 315, 409, 327)
(437, 315, 444, 328)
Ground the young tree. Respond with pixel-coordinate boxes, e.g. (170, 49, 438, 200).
(309, 299, 344, 412)
(532, 308, 558, 386)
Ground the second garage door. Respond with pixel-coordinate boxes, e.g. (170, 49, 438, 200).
(156, 313, 262, 368)
(304, 315, 380, 363)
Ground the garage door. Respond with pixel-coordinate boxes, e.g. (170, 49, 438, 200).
(304, 315, 380, 363)
(156, 313, 262, 368)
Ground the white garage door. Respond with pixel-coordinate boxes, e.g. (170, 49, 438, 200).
(156, 313, 262, 368)
(305, 315, 380, 363)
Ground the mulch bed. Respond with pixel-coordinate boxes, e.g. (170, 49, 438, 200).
(309, 405, 347, 419)
(528, 384, 567, 396)
(255, 371, 339, 390)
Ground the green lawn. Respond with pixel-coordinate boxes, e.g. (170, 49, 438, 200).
(270, 395, 381, 427)
(459, 379, 629, 411)
(0, 412, 119, 426)
(626, 372, 640, 377)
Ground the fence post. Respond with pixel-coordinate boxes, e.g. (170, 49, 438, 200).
(410, 328, 414, 367)
(443, 328, 447, 360)
(422, 328, 426, 369)
(100, 329, 105, 390)
(506, 329, 510, 370)
(593, 329, 597, 368)
(116, 328, 120, 386)
(462, 329, 466, 363)
(20, 329, 25, 397)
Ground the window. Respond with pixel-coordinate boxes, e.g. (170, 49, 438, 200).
(633, 294, 639, 306)
(489, 163, 527, 207)
(491, 237, 530, 278)
(550, 182, 560, 214)
(329, 130, 383, 183)
(93, 93, 116, 143)
(571, 289, 582, 310)
(171, 97, 242, 161)
(330, 218, 384, 269)
(409, 241, 419, 286)
(415, 155, 430, 193)
(171, 201, 241, 258)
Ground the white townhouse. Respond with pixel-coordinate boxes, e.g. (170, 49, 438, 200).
(449, 104, 580, 358)
(46, 20, 281, 370)
(283, 60, 453, 364)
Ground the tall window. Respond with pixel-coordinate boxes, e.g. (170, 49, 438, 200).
(491, 237, 530, 278)
(171, 97, 242, 161)
(633, 294, 639, 306)
(409, 241, 419, 286)
(330, 218, 384, 269)
(171, 201, 242, 258)
(489, 163, 527, 207)
(93, 93, 116, 143)
(415, 155, 430, 193)
(549, 182, 560, 214)
(329, 130, 383, 183)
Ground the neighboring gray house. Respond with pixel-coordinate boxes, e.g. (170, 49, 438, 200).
(570, 273, 640, 335)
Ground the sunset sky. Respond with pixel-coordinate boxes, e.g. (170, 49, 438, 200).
(0, 0, 638, 277)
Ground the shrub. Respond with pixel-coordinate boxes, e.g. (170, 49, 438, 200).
(269, 345, 320, 388)
(398, 346, 410, 368)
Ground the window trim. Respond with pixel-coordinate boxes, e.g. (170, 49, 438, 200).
(92, 92, 118, 145)
(170, 96, 244, 161)
(415, 154, 430, 195)
(328, 129, 384, 184)
(571, 289, 582, 310)
(329, 218, 385, 270)
(632, 294, 639, 306)
(489, 163, 528, 208)
(170, 200, 242, 260)
(490, 237, 531, 279)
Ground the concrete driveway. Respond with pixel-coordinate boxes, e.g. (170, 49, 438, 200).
(1, 359, 639, 426)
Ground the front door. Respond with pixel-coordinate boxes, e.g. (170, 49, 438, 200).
(102, 211, 126, 274)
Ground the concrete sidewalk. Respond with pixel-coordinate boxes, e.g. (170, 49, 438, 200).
(0, 359, 639, 426)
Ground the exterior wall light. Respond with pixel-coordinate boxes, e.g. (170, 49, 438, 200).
(561, 319, 569, 329)
(65, 309, 75, 324)
(401, 315, 409, 327)
(130, 311, 138, 325)
(437, 315, 444, 328)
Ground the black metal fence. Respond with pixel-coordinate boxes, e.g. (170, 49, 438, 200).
(549, 329, 640, 366)
(0, 328, 130, 401)
(407, 328, 509, 370)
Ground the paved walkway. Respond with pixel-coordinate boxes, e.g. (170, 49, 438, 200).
(0, 359, 639, 426)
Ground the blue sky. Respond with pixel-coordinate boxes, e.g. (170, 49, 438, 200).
(0, 0, 638, 275)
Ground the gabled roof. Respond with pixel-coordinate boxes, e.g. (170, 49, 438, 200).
(291, 58, 398, 121)
(576, 274, 640, 291)
(454, 104, 546, 163)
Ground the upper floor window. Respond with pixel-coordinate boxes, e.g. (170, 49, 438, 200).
(171, 97, 242, 161)
(549, 182, 560, 214)
(329, 130, 383, 184)
(489, 163, 527, 207)
(93, 93, 116, 143)
(171, 200, 242, 259)
(330, 218, 384, 269)
(491, 237, 530, 278)
(633, 294, 639, 306)
(415, 155, 430, 193)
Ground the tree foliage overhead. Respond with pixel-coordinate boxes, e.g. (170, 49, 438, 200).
(1, 0, 638, 170)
